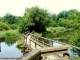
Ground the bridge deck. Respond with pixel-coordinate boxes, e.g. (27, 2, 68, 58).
(46, 55, 71, 60)
(21, 32, 72, 60)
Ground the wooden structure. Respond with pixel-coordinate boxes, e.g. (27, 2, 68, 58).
(21, 32, 72, 60)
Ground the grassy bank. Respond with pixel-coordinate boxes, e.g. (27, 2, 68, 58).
(0, 29, 21, 37)
(0, 29, 22, 46)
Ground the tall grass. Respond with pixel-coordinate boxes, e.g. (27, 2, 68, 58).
(0, 29, 21, 37)
(0, 29, 21, 46)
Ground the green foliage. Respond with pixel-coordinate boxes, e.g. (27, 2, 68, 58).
(46, 27, 66, 32)
(76, 57, 80, 60)
(58, 18, 80, 29)
(5, 31, 21, 46)
(16, 40, 24, 47)
(48, 19, 57, 27)
(4, 13, 17, 24)
(0, 6, 80, 48)
(56, 9, 80, 21)
(0, 17, 5, 22)
(18, 19, 29, 33)
(56, 10, 68, 20)
(15, 16, 22, 24)
(5, 32, 17, 46)
(0, 30, 21, 37)
(69, 30, 80, 47)
(0, 22, 10, 31)
(0, 30, 21, 46)
(45, 27, 66, 39)
(67, 9, 80, 20)
(22, 6, 51, 32)
(10, 24, 17, 30)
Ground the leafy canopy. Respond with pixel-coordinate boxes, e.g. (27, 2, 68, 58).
(19, 6, 51, 33)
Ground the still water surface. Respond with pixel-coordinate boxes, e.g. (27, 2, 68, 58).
(0, 42, 23, 58)
(0, 38, 80, 59)
(53, 42, 80, 60)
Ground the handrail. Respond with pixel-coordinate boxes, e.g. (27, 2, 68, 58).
(29, 38, 47, 48)
(38, 40, 52, 47)
(22, 46, 70, 60)
(22, 49, 41, 60)
(31, 34, 80, 50)
(22, 31, 73, 60)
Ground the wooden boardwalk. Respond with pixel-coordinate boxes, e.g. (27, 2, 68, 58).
(21, 31, 72, 60)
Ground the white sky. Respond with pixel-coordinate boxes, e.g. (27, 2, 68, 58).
(0, 0, 80, 16)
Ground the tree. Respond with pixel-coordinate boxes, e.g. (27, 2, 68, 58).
(69, 30, 80, 47)
(67, 9, 79, 20)
(51, 14, 56, 21)
(18, 19, 29, 33)
(56, 10, 67, 21)
(49, 14, 57, 27)
(4, 13, 16, 24)
(19, 6, 51, 33)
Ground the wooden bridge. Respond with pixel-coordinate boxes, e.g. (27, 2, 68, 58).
(0, 31, 80, 60)
(21, 31, 72, 60)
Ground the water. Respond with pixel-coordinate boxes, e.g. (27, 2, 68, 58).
(0, 41, 23, 58)
(53, 42, 80, 60)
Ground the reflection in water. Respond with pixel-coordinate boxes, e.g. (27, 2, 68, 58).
(0, 37, 5, 52)
(5, 38, 17, 46)
(52, 42, 80, 60)
(53, 42, 62, 46)
(68, 47, 80, 60)
(0, 35, 23, 58)
(0, 42, 23, 58)
(42, 32, 80, 59)
(5, 32, 19, 46)
(70, 48, 80, 57)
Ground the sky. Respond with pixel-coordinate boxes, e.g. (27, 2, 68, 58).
(0, 0, 80, 17)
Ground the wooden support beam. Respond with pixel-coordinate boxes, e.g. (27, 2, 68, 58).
(40, 45, 70, 53)
(22, 49, 41, 60)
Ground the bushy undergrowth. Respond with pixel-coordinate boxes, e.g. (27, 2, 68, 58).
(5, 30, 21, 46)
(0, 22, 10, 31)
(16, 40, 24, 47)
(0, 30, 21, 46)
(10, 24, 17, 30)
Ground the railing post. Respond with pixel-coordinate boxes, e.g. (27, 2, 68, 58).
(29, 38, 31, 49)
(25, 36, 27, 46)
(35, 43, 37, 49)
(50, 41, 53, 46)
(23, 36, 26, 46)
(42, 38, 44, 45)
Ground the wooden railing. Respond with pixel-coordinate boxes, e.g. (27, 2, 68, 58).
(21, 31, 72, 60)
(31, 33, 80, 50)
(22, 46, 70, 60)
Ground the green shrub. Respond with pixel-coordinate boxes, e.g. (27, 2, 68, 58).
(5, 32, 20, 39)
(0, 22, 10, 31)
(5, 32, 20, 46)
(18, 20, 28, 33)
(16, 40, 24, 47)
(76, 57, 80, 60)
(10, 24, 17, 30)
